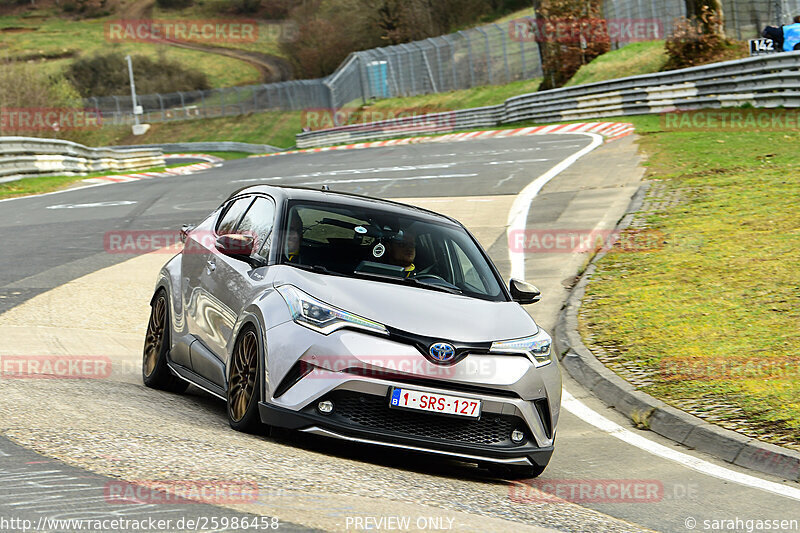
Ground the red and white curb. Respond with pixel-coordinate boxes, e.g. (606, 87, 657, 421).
(164, 153, 224, 163)
(82, 156, 220, 185)
(249, 122, 635, 158)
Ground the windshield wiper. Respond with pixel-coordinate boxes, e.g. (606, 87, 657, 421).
(353, 271, 463, 295)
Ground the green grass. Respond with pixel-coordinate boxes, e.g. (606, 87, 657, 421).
(151, 3, 288, 57)
(355, 78, 542, 115)
(59, 79, 546, 150)
(578, 112, 800, 448)
(97, 111, 303, 149)
(0, 162, 187, 199)
(0, 13, 261, 87)
(565, 41, 669, 87)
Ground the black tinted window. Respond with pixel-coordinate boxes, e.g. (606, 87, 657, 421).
(280, 202, 505, 301)
(216, 197, 253, 235)
(237, 197, 276, 259)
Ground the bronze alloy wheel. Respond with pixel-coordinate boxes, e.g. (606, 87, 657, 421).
(143, 294, 167, 378)
(228, 330, 259, 422)
(142, 291, 187, 393)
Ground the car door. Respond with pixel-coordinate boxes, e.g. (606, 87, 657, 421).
(192, 195, 277, 386)
(182, 196, 253, 371)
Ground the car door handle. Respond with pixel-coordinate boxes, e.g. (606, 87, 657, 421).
(206, 259, 216, 273)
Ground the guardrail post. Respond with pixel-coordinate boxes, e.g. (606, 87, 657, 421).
(156, 94, 165, 121)
(458, 31, 476, 88)
(235, 87, 244, 115)
(380, 47, 400, 96)
(323, 79, 336, 124)
(263, 83, 274, 109)
(443, 35, 458, 91)
(497, 24, 510, 83)
(476, 27, 492, 85)
(287, 82, 297, 110)
(112, 96, 121, 125)
(520, 20, 526, 80)
(414, 42, 437, 93)
(178, 91, 186, 118)
(400, 44, 416, 95)
(356, 53, 368, 104)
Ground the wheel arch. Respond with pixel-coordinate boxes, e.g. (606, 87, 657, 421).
(227, 308, 268, 402)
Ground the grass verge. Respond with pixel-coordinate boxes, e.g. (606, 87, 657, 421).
(565, 41, 669, 87)
(577, 112, 800, 449)
(71, 80, 545, 150)
(0, 9, 262, 87)
(0, 162, 190, 200)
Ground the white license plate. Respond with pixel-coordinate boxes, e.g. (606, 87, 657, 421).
(389, 387, 481, 419)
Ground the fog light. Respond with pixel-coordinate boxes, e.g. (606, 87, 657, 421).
(511, 429, 525, 443)
(317, 400, 334, 414)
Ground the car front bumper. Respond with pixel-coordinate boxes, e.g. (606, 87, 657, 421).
(262, 321, 560, 467)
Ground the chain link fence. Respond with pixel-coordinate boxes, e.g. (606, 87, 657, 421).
(88, 2, 800, 126)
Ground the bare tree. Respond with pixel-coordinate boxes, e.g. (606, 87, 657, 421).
(532, 0, 610, 91)
(684, 0, 725, 38)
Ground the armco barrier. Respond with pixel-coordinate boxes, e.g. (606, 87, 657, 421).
(0, 137, 164, 183)
(105, 141, 280, 154)
(296, 51, 800, 148)
(295, 106, 503, 148)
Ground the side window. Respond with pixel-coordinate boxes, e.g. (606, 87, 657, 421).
(216, 197, 253, 235)
(450, 240, 490, 293)
(237, 197, 276, 259)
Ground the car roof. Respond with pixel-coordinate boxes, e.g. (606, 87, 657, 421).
(228, 184, 462, 227)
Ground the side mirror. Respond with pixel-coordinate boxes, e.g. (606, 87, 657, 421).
(510, 279, 541, 305)
(180, 224, 196, 244)
(215, 234, 256, 258)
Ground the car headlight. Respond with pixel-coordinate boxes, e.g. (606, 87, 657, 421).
(489, 331, 552, 368)
(276, 285, 388, 336)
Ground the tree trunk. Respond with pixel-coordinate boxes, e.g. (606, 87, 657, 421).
(533, 0, 610, 91)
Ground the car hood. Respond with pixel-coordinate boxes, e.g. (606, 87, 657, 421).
(271, 266, 538, 342)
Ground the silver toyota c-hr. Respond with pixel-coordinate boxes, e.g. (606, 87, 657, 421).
(143, 185, 561, 478)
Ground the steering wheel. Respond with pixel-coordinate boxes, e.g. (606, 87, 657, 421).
(413, 274, 461, 290)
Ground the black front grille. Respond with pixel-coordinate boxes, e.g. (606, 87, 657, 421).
(319, 391, 525, 447)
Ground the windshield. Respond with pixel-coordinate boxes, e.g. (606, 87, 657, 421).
(278, 201, 507, 302)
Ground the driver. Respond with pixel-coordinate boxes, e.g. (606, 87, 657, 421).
(285, 211, 303, 263)
(386, 229, 417, 278)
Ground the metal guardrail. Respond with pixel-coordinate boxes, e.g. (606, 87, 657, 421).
(0, 137, 165, 183)
(85, 0, 800, 125)
(104, 141, 280, 154)
(295, 106, 503, 148)
(296, 51, 800, 148)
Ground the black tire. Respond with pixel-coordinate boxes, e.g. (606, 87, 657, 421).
(227, 325, 268, 434)
(489, 462, 547, 480)
(142, 290, 188, 393)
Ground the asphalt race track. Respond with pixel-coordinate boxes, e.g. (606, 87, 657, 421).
(0, 134, 798, 532)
